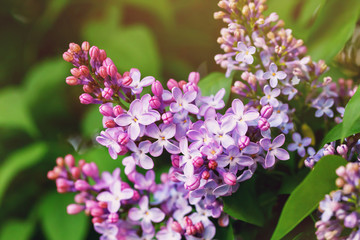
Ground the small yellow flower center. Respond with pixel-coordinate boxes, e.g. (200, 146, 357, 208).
(161, 136, 165, 140)
(133, 117, 138, 122)
(230, 156, 234, 161)
(246, 50, 249, 55)
(269, 147, 272, 151)
(272, 72, 276, 76)
(211, 150, 216, 155)
(298, 143, 302, 147)
(267, 95, 271, 99)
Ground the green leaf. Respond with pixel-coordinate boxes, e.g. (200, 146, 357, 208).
(223, 180, 265, 227)
(271, 155, 347, 240)
(321, 123, 343, 147)
(0, 142, 47, 205)
(40, 192, 89, 240)
(215, 224, 234, 240)
(198, 72, 232, 104)
(0, 87, 38, 137)
(83, 6, 161, 78)
(341, 87, 360, 140)
(0, 219, 35, 240)
(81, 105, 103, 138)
(306, 0, 360, 62)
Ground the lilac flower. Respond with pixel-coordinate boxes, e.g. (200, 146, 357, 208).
(96, 127, 124, 159)
(204, 119, 235, 148)
(279, 122, 294, 134)
(201, 141, 223, 160)
(217, 146, 256, 173)
(156, 218, 181, 240)
(127, 232, 154, 240)
(187, 127, 213, 149)
(173, 110, 191, 140)
(198, 88, 226, 116)
(127, 68, 155, 94)
(189, 180, 218, 205)
(263, 63, 287, 88)
(94, 168, 121, 190)
(282, 85, 298, 100)
(94, 222, 118, 240)
(319, 190, 342, 222)
(96, 180, 134, 213)
(235, 42, 256, 64)
(314, 98, 334, 118)
(260, 85, 280, 107)
(222, 99, 259, 136)
(146, 123, 180, 157)
(170, 87, 199, 114)
(186, 225, 216, 240)
(128, 196, 165, 233)
(126, 140, 154, 169)
(134, 170, 155, 191)
(213, 170, 253, 196)
(179, 137, 202, 176)
(260, 134, 290, 168)
(287, 132, 311, 157)
(115, 99, 158, 140)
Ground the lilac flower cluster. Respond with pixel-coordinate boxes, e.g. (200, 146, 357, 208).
(56, 40, 296, 239)
(315, 162, 360, 240)
(214, 0, 358, 165)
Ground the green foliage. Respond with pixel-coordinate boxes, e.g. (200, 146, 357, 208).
(321, 123, 343, 146)
(81, 105, 103, 138)
(0, 87, 39, 137)
(223, 180, 265, 227)
(198, 72, 232, 105)
(0, 219, 35, 240)
(0, 142, 47, 206)
(341, 87, 360, 140)
(215, 223, 235, 240)
(271, 155, 347, 240)
(39, 192, 89, 240)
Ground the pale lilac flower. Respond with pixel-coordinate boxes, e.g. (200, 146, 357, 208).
(283, 85, 298, 100)
(263, 63, 287, 88)
(128, 196, 165, 233)
(198, 88, 226, 116)
(222, 99, 259, 136)
(94, 222, 118, 240)
(179, 137, 202, 176)
(156, 218, 181, 240)
(146, 123, 180, 156)
(170, 87, 199, 114)
(127, 232, 154, 240)
(217, 145, 256, 173)
(96, 127, 124, 159)
(115, 99, 158, 140)
(260, 134, 290, 168)
(134, 170, 155, 191)
(186, 225, 216, 240)
(260, 85, 280, 107)
(314, 98, 334, 118)
(187, 127, 213, 149)
(127, 68, 155, 94)
(279, 122, 294, 134)
(94, 168, 121, 190)
(213, 170, 253, 196)
(287, 132, 311, 157)
(201, 141, 223, 160)
(204, 119, 235, 148)
(96, 180, 134, 213)
(127, 140, 154, 169)
(319, 190, 342, 222)
(235, 42, 256, 64)
(173, 110, 191, 140)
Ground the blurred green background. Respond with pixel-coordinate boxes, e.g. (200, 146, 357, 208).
(0, 0, 359, 239)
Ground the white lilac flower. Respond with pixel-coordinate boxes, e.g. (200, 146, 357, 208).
(234, 42, 256, 64)
(260, 85, 281, 107)
(263, 63, 287, 88)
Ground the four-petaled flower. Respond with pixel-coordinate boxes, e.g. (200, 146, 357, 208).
(263, 63, 287, 88)
(260, 85, 280, 107)
(235, 42, 256, 64)
(128, 68, 155, 94)
(260, 134, 290, 168)
(146, 123, 180, 157)
(170, 87, 199, 114)
(287, 132, 311, 157)
(314, 98, 334, 118)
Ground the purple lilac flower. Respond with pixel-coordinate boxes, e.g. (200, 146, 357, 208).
(314, 98, 334, 118)
(263, 63, 287, 88)
(287, 132, 311, 157)
(127, 68, 155, 94)
(156, 218, 181, 240)
(94, 222, 118, 240)
(179, 137, 202, 176)
(134, 170, 155, 191)
(319, 190, 342, 222)
(94, 168, 121, 190)
(282, 84, 298, 100)
(260, 85, 280, 107)
(96, 180, 134, 213)
(96, 127, 124, 159)
(260, 134, 290, 168)
(128, 196, 165, 233)
(146, 123, 180, 156)
(235, 42, 256, 64)
(126, 140, 154, 169)
(115, 99, 158, 140)
(198, 88, 226, 116)
(222, 99, 259, 136)
(204, 119, 235, 148)
(170, 87, 199, 114)
(217, 146, 255, 173)
(187, 127, 213, 149)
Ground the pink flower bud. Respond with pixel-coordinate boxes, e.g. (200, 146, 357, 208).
(194, 222, 204, 234)
(75, 193, 86, 204)
(64, 154, 75, 167)
(192, 156, 204, 168)
(186, 226, 197, 236)
(79, 93, 93, 104)
(108, 213, 119, 223)
(178, 80, 187, 90)
(71, 167, 81, 179)
(63, 51, 73, 62)
(118, 145, 128, 155)
(90, 207, 104, 217)
(122, 76, 133, 86)
(188, 72, 200, 84)
(184, 216, 193, 226)
(56, 157, 64, 167)
(208, 160, 218, 170)
(170, 171, 180, 182)
(160, 173, 168, 183)
(149, 96, 161, 109)
(113, 105, 123, 116)
(107, 64, 118, 78)
(56, 178, 71, 193)
(238, 135, 250, 149)
(218, 213, 229, 227)
(66, 76, 79, 85)
(258, 117, 270, 131)
(78, 159, 86, 168)
(323, 145, 335, 156)
(92, 217, 103, 224)
(47, 170, 57, 180)
(83, 84, 93, 93)
(104, 119, 116, 128)
(98, 201, 108, 208)
(171, 155, 180, 168)
(99, 49, 107, 62)
(202, 170, 210, 180)
(102, 87, 113, 100)
(336, 144, 348, 155)
(183, 82, 199, 93)
(89, 46, 99, 59)
(69, 43, 81, 53)
(70, 68, 81, 78)
(185, 175, 200, 190)
(79, 65, 89, 76)
(167, 79, 179, 90)
(151, 80, 163, 97)
(223, 172, 237, 186)
(75, 179, 90, 191)
(241, 71, 250, 81)
(171, 221, 183, 233)
(82, 162, 99, 178)
(67, 204, 84, 215)
(117, 132, 129, 145)
(162, 112, 173, 124)
(98, 66, 108, 78)
(260, 105, 273, 118)
(99, 104, 114, 117)
(81, 41, 90, 51)
(336, 166, 346, 177)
